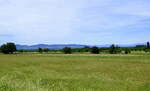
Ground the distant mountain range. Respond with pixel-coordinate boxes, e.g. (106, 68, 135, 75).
(16, 43, 146, 50)
(16, 44, 88, 50)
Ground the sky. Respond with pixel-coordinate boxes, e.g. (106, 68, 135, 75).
(0, 0, 150, 45)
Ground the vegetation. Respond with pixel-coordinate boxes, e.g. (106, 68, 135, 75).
(90, 46, 100, 54)
(147, 41, 150, 48)
(109, 44, 121, 54)
(0, 54, 150, 91)
(63, 47, 72, 54)
(144, 42, 150, 52)
(43, 48, 49, 53)
(0, 42, 17, 54)
(1, 42, 150, 54)
(38, 48, 43, 53)
(0, 42, 150, 90)
(124, 48, 131, 54)
(18, 49, 24, 53)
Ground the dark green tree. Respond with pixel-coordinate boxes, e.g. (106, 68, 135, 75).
(18, 49, 24, 53)
(38, 48, 43, 53)
(124, 48, 131, 54)
(43, 48, 49, 53)
(147, 41, 150, 48)
(0, 44, 9, 54)
(144, 41, 150, 52)
(90, 46, 100, 54)
(83, 46, 90, 52)
(109, 44, 116, 54)
(0, 42, 17, 54)
(63, 47, 72, 54)
(109, 44, 121, 54)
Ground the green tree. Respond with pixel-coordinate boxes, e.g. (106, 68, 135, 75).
(43, 48, 49, 53)
(109, 44, 121, 54)
(0, 44, 8, 54)
(147, 41, 150, 48)
(63, 47, 72, 54)
(124, 48, 131, 54)
(18, 49, 24, 53)
(144, 41, 150, 52)
(83, 46, 90, 52)
(109, 44, 115, 54)
(90, 46, 99, 54)
(38, 48, 43, 53)
(0, 42, 17, 54)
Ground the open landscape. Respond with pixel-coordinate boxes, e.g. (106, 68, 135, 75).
(0, 53, 150, 91)
(1, 0, 150, 91)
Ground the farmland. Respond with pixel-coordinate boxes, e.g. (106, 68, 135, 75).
(0, 54, 150, 91)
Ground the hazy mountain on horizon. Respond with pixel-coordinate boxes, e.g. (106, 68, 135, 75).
(16, 43, 146, 50)
(16, 44, 88, 50)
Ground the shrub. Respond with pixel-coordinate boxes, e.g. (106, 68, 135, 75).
(43, 48, 49, 53)
(90, 46, 99, 54)
(109, 44, 121, 54)
(38, 48, 43, 53)
(18, 49, 24, 53)
(124, 49, 131, 54)
(63, 47, 72, 54)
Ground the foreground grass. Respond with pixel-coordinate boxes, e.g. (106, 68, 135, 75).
(0, 54, 150, 91)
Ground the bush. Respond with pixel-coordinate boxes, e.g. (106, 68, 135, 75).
(18, 49, 24, 53)
(144, 48, 150, 53)
(38, 48, 43, 53)
(124, 49, 131, 54)
(145, 42, 150, 52)
(43, 48, 49, 53)
(83, 46, 90, 52)
(90, 46, 99, 54)
(109, 44, 121, 54)
(63, 47, 72, 54)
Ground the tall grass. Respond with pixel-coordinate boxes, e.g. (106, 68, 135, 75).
(0, 54, 150, 91)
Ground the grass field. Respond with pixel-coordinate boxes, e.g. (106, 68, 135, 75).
(0, 54, 150, 91)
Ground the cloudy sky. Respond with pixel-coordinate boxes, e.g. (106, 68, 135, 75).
(0, 0, 150, 45)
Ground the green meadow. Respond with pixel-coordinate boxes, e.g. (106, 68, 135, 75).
(0, 54, 150, 91)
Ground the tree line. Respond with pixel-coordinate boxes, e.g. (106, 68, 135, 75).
(0, 42, 150, 54)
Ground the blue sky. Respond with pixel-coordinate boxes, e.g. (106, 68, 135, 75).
(0, 0, 150, 45)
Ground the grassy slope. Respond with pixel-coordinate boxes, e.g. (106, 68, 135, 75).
(0, 54, 150, 91)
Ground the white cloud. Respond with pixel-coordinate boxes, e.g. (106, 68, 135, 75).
(0, 0, 150, 44)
